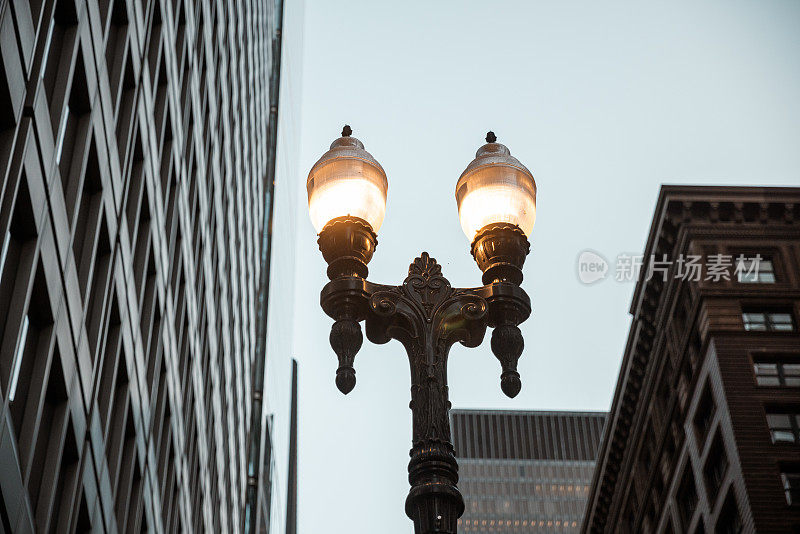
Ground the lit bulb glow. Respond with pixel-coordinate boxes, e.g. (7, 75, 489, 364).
(307, 158, 387, 233)
(456, 166, 536, 241)
(309, 179, 386, 233)
(458, 186, 536, 239)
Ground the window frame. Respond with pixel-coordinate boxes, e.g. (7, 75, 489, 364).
(781, 470, 800, 506)
(742, 307, 796, 332)
(752, 354, 800, 388)
(736, 254, 776, 284)
(766, 411, 800, 444)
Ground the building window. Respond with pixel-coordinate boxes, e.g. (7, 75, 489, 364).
(736, 255, 776, 283)
(676, 467, 697, 530)
(754, 360, 800, 387)
(715, 491, 743, 534)
(742, 309, 795, 332)
(703, 433, 728, 503)
(694, 385, 716, 447)
(782, 471, 800, 505)
(767, 412, 800, 444)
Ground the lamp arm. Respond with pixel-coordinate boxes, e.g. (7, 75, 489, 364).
(319, 254, 531, 534)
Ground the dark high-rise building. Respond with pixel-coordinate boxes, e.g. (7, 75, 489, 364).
(0, 0, 302, 532)
(583, 186, 800, 533)
(451, 409, 607, 533)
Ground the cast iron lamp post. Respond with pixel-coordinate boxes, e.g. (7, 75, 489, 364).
(307, 126, 536, 534)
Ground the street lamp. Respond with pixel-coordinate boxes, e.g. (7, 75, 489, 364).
(308, 126, 535, 534)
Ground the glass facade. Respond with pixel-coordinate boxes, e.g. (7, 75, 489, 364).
(451, 410, 606, 533)
(0, 0, 302, 531)
(246, 0, 304, 531)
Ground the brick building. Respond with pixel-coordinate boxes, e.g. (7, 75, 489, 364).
(583, 186, 800, 533)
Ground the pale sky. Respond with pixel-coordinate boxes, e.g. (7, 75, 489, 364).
(291, 1, 800, 532)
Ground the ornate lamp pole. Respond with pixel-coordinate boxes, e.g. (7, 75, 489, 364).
(307, 126, 536, 534)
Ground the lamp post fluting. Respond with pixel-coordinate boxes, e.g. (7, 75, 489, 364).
(308, 127, 536, 534)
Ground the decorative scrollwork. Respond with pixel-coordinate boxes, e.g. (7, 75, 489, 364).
(405, 252, 451, 320)
(409, 252, 442, 277)
(363, 254, 490, 448)
(371, 293, 397, 317)
(461, 300, 486, 319)
(319, 250, 531, 534)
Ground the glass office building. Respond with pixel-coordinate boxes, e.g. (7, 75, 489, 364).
(0, 0, 302, 531)
(451, 410, 606, 533)
(248, 0, 304, 531)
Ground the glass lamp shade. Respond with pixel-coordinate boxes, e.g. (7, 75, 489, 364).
(307, 134, 387, 234)
(456, 139, 536, 241)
